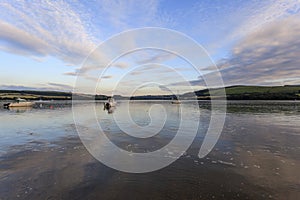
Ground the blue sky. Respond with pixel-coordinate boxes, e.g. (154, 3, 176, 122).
(0, 0, 299, 95)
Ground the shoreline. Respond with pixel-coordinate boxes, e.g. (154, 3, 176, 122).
(1, 85, 300, 101)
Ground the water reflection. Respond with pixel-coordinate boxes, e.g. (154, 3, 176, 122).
(6, 106, 32, 113)
(0, 100, 299, 198)
(1, 100, 300, 154)
(197, 100, 300, 114)
(103, 104, 115, 114)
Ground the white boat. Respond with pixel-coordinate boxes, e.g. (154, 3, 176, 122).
(5, 98, 35, 107)
(171, 99, 181, 104)
(104, 97, 116, 109)
(8, 107, 32, 112)
(172, 91, 181, 104)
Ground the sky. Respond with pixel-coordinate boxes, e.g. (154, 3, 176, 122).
(0, 0, 299, 95)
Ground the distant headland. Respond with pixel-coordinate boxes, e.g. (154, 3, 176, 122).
(1, 85, 300, 101)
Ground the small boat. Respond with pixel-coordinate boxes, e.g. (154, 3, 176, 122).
(172, 91, 181, 104)
(171, 99, 181, 104)
(105, 106, 115, 114)
(34, 99, 52, 108)
(4, 98, 35, 108)
(8, 107, 32, 112)
(104, 97, 116, 109)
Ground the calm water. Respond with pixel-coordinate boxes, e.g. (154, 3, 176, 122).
(0, 100, 299, 199)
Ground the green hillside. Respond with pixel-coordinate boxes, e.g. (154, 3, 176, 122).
(0, 90, 108, 100)
(189, 85, 300, 100)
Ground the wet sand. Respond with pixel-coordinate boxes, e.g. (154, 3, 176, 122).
(1, 129, 299, 199)
(0, 136, 269, 200)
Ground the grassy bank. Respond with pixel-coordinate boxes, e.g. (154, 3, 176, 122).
(191, 85, 300, 100)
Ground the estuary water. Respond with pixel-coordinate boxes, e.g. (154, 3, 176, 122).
(0, 100, 299, 199)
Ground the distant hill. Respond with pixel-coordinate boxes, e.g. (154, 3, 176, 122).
(0, 90, 108, 100)
(184, 85, 300, 100)
(1, 85, 300, 101)
(129, 95, 176, 100)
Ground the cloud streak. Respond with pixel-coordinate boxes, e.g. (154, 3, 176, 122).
(190, 16, 300, 87)
(230, 0, 300, 40)
(0, 0, 96, 64)
(0, 21, 51, 56)
(97, 0, 161, 29)
(0, 82, 73, 91)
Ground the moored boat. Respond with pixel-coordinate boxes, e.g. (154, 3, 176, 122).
(171, 99, 181, 104)
(172, 91, 181, 104)
(104, 97, 116, 109)
(4, 98, 35, 108)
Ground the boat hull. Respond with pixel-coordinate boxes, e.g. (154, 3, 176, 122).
(8, 102, 35, 107)
(104, 102, 116, 109)
(171, 100, 181, 104)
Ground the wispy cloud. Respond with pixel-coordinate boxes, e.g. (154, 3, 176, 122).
(198, 0, 300, 55)
(0, 21, 51, 56)
(0, 85, 42, 91)
(0, 0, 96, 64)
(230, 0, 300, 40)
(97, 0, 161, 29)
(63, 47, 177, 81)
(47, 82, 73, 90)
(101, 75, 113, 79)
(63, 61, 129, 79)
(111, 62, 129, 69)
(0, 0, 172, 68)
(0, 82, 73, 91)
(135, 51, 176, 64)
(190, 16, 300, 87)
(63, 71, 77, 76)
